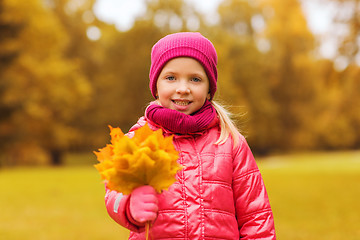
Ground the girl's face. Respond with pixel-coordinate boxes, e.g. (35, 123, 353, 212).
(156, 57, 210, 115)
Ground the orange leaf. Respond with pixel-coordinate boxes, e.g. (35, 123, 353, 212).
(94, 124, 182, 195)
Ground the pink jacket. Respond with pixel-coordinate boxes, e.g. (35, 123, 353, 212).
(105, 117, 276, 239)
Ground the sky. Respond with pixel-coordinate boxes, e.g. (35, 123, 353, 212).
(93, 0, 224, 31)
(93, 0, 337, 59)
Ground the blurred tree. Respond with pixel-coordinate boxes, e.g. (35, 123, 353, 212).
(1, 0, 359, 166)
(298, 0, 360, 151)
(213, 0, 279, 154)
(47, 0, 108, 154)
(0, 0, 92, 165)
(78, 0, 360, 153)
(315, 59, 360, 149)
(338, 66, 360, 148)
(217, 0, 260, 38)
(331, 0, 360, 65)
(206, 0, 319, 153)
(323, 0, 360, 149)
(0, 0, 23, 151)
(143, 0, 203, 33)
(0, 0, 21, 71)
(97, 25, 159, 131)
(256, 0, 319, 151)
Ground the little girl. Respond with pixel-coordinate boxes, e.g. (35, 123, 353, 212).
(104, 32, 276, 239)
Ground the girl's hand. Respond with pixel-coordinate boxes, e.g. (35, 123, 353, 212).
(129, 185, 159, 224)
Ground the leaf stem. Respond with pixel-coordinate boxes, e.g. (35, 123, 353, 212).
(145, 221, 150, 240)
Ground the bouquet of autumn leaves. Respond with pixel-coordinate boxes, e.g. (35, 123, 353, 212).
(94, 123, 182, 195)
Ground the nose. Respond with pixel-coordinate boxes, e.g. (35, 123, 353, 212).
(176, 81, 190, 94)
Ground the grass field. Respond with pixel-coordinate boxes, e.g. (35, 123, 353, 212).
(1, 151, 359, 239)
(257, 151, 360, 240)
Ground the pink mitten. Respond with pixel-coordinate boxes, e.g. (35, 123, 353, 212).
(129, 185, 159, 224)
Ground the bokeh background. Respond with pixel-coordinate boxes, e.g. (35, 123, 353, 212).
(1, 0, 359, 239)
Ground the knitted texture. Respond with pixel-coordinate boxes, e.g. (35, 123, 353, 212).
(145, 100, 216, 135)
(149, 32, 218, 100)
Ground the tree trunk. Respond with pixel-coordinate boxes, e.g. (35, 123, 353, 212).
(50, 149, 63, 166)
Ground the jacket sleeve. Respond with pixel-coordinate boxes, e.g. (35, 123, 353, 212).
(104, 186, 145, 232)
(232, 135, 276, 239)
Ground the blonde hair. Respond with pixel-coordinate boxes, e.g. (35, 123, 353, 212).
(212, 100, 241, 147)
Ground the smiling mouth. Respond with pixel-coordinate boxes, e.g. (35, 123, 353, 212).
(172, 100, 191, 106)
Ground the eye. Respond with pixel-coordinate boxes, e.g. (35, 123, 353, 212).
(166, 76, 175, 81)
(191, 77, 201, 82)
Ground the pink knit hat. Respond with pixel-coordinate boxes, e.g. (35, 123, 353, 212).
(149, 32, 218, 100)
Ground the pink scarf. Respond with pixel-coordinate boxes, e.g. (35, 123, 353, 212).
(145, 100, 216, 134)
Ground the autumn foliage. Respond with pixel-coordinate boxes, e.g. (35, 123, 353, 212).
(94, 124, 182, 194)
(1, 0, 360, 166)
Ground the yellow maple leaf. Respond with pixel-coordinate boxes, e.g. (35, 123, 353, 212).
(94, 124, 182, 195)
(93, 144, 113, 162)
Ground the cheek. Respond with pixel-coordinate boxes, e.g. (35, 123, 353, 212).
(157, 88, 169, 100)
(156, 81, 167, 96)
(156, 88, 172, 106)
(196, 86, 210, 100)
